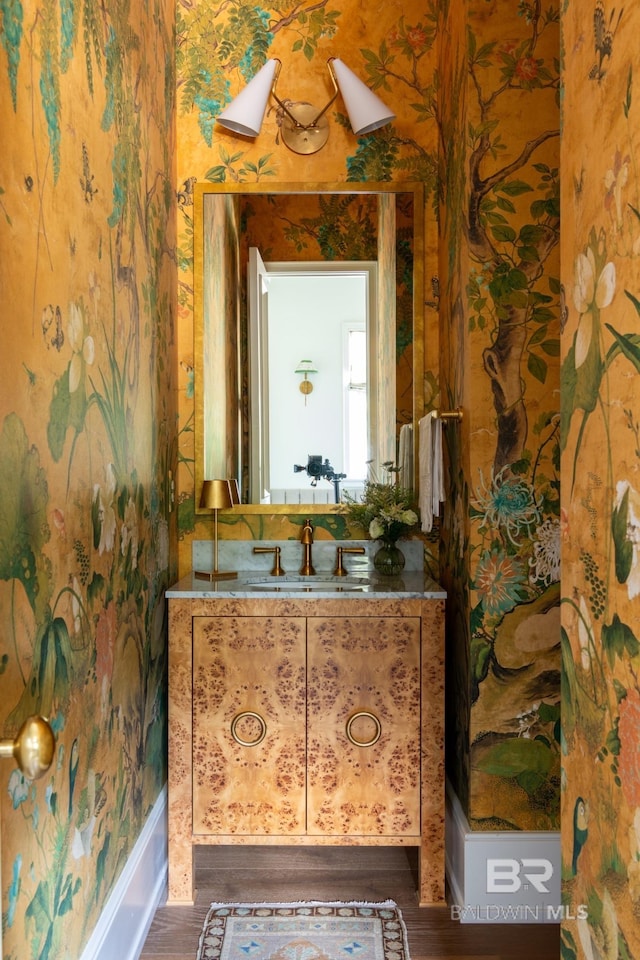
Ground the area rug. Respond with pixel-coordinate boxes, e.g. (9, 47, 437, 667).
(195, 900, 411, 960)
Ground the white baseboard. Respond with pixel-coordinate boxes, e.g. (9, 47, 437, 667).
(80, 785, 168, 960)
(446, 780, 562, 923)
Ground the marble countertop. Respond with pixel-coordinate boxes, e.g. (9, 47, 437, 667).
(168, 538, 446, 599)
(166, 569, 446, 599)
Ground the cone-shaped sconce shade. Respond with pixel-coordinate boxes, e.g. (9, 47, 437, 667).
(330, 58, 395, 135)
(217, 59, 279, 137)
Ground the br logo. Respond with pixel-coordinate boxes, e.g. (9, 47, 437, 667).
(486, 859, 554, 894)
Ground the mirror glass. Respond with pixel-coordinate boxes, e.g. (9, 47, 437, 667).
(194, 182, 424, 513)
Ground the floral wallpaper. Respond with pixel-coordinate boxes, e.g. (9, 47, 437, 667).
(176, 0, 562, 835)
(10, 0, 640, 952)
(175, 0, 442, 571)
(439, 0, 561, 831)
(561, 0, 640, 955)
(0, 1, 176, 957)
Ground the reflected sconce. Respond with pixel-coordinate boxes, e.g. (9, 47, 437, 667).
(217, 57, 395, 155)
(195, 480, 237, 581)
(295, 359, 317, 404)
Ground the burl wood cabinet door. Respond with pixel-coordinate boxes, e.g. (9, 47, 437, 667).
(306, 616, 421, 837)
(193, 616, 306, 836)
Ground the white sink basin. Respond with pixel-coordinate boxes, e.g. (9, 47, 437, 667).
(243, 576, 370, 592)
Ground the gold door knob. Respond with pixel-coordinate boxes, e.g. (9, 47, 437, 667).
(0, 715, 55, 780)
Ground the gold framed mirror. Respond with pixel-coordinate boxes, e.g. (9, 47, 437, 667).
(194, 181, 424, 514)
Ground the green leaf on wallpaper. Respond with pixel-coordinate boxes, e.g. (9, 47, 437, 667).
(517, 244, 541, 263)
(35, 617, 72, 709)
(611, 485, 633, 583)
(59, 0, 77, 73)
(538, 701, 560, 724)
(498, 180, 533, 196)
(528, 352, 547, 383)
(0, 413, 49, 612)
(491, 224, 517, 243)
(476, 737, 553, 781)
(605, 721, 621, 756)
(540, 339, 560, 356)
(623, 65, 632, 118)
(560, 928, 578, 960)
(605, 321, 640, 372)
(496, 196, 516, 213)
(1, 0, 24, 111)
(48, 365, 89, 463)
(39, 0, 62, 183)
(602, 614, 639, 667)
(470, 636, 492, 702)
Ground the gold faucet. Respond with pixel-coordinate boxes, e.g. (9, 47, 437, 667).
(299, 518, 315, 575)
(334, 545, 365, 576)
(253, 545, 285, 576)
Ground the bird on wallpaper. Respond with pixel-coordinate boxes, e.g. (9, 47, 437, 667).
(68, 737, 79, 818)
(572, 796, 589, 876)
(589, 0, 623, 81)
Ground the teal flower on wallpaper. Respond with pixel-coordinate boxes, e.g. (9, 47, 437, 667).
(475, 549, 527, 618)
(1, 0, 23, 110)
(473, 466, 541, 547)
(195, 92, 225, 147)
(8, 768, 29, 809)
(7, 855, 21, 927)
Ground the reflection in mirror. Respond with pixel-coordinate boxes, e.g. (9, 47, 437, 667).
(194, 183, 424, 513)
(249, 258, 380, 505)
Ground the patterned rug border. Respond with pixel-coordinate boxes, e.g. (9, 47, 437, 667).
(196, 899, 411, 960)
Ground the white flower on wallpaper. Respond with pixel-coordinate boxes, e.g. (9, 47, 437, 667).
(529, 517, 560, 585)
(94, 463, 117, 555)
(68, 302, 95, 393)
(572, 249, 616, 368)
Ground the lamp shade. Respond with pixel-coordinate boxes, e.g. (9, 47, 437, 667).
(217, 59, 279, 137)
(199, 479, 234, 510)
(331, 58, 395, 135)
(295, 359, 318, 375)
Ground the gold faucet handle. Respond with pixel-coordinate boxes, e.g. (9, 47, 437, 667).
(252, 545, 285, 576)
(334, 545, 366, 576)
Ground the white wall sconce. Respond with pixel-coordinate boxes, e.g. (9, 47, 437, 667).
(217, 57, 395, 155)
(295, 359, 317, 403)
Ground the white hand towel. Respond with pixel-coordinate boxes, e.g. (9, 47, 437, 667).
(419, 412, 444, 533)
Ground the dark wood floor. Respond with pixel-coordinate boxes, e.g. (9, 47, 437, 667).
(140, 846, 560, 959)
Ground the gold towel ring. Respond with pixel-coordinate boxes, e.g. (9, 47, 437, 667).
(345, 710, 382, 748)
(231, 711, 267, 747)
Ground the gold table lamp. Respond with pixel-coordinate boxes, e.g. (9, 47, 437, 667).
(195, 479, 237, 580)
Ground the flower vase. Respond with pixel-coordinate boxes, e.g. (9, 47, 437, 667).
(373, 541, 406, 577)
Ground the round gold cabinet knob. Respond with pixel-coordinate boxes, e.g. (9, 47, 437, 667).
(345, 710, 382, 748)
(230, 711, 268, 747)
(0, 715, 56, 780)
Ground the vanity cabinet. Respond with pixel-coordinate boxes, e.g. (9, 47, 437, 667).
(167, 595, 445, 906)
